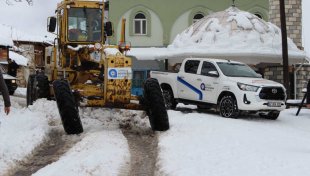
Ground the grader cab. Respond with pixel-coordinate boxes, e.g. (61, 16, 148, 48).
(26, 0, 169, 134)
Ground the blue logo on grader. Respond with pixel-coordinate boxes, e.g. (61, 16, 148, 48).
(109, 69, 117, 78)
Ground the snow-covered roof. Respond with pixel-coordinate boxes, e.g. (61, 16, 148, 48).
(0, 51, 29, 66)
(0, 24, 14, 46)
(128, 7, 306, 64)
(0, 24, 52, 45)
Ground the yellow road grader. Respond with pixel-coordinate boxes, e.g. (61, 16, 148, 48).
(26, 0, 169, 134)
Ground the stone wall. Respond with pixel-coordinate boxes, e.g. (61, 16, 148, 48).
(269, 0, 302, 48)
(16, 67, 27, 87)
(293, 65, 310, 98)
(264, 65, 310, 99)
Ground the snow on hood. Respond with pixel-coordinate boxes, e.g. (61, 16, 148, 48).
(128, 7, 305, 63)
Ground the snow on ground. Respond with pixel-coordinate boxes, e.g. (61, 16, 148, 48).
(0, 94, 147, 176)
(33, 130, 129, 176)
(0, 99, 51, 174)
(12, 87, 27, 97)
(157, 109, 310, 176)
(1, 93, 310, 175)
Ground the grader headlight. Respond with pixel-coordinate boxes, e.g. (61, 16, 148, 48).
(94, 43, 102, 50)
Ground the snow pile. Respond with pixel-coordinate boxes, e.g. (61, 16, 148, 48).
(33, 130, 130, 176)
(0, 23, 51, 44)
(128, 7, 305, 63)
(169, 7, 299, 54)
(2, 89, 310, 175)
(0, 97, 139, 175)
(12, 87, 27, 97)
(8, 51, 29, 66)
(104, 48, 121, 56)
(0, 24, 14, 46)
(157, 109, 310, 176)
(0, 100, 52, 173)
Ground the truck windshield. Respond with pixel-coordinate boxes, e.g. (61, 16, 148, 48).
(217, 62, 260, 78)
(68, 8, 102, 42)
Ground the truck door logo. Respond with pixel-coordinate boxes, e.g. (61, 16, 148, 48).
(200, 83, 206, 91)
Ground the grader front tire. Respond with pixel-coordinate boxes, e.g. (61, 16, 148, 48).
(53, 80, 83, 135)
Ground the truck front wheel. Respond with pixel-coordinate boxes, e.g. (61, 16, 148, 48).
(219, 95, 240, 118)
(53, 80, 83, 134)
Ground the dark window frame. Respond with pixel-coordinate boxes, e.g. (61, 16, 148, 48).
(134, 13, 147, 35)
(193, 13, 204, 23)
(184, 60, 200, 74)
(201, 62, 218, 76)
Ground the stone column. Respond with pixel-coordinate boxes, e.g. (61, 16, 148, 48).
(269, 0, 302, 48)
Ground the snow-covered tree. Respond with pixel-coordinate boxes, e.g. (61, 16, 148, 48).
(5, 0, 33, 5)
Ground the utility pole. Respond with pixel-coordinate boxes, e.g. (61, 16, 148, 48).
(279, 0, 290, 98)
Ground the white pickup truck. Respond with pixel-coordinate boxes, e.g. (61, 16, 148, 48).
(151, 58, 287, 119)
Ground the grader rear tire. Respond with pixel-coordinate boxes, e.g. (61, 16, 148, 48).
(26, 74, 50, 106)
(143, 78, 169, 131)
(26, 75, 36, 106)
(53, 80, 83, 135)
(36, 74, 50, 99)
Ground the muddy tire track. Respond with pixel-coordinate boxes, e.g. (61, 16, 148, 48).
(121, 129, 158, 176)
(9, 128, 81, 176)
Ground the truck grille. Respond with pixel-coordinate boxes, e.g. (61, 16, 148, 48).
(259, 87, 285, 100)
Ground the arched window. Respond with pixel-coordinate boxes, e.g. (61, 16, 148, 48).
(134, 13, 147, 35)
(193, 13, 204, 23)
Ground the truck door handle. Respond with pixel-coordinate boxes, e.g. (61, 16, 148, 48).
(197, 78, 202, 81)
(179, 76, 185, 79)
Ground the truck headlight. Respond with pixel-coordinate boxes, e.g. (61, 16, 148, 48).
(11, 80, 16, 84)
(237, 82, 259, 92)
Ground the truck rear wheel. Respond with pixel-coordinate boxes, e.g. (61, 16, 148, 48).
(162, 88, 177, 110)
(219, 95, 240, 118)
(144, 78, 169, 131)
(53, 80, 83, 134)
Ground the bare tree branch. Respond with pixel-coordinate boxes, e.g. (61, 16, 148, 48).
(5, 0, 33, 5)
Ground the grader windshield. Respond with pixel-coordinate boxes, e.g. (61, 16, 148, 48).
(68, 8, 102, 42)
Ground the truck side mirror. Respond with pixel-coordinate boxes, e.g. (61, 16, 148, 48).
(257, 73, 263, 78)
(47, 17, 57, 33)
(105, 21, 113, 36)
